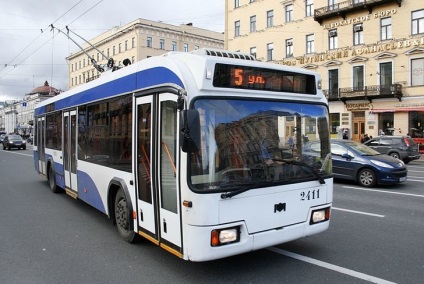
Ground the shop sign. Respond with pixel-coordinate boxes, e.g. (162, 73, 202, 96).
(346, 103, 371, 111)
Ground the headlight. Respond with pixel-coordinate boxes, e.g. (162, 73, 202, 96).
(310, 207, 331, 224)
(211, 227, 240, 246)
(371, 160, 394, 168)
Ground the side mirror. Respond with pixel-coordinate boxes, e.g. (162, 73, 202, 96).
(341, 153, 353, 160)
(180, 110, 200, 153)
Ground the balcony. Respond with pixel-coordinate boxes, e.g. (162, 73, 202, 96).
(324, 84, 403, 103)
(314, 0, 402, 25)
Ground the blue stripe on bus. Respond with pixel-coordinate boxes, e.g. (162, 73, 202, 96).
(77, 170, 106, 214)
(35, 67, 184, 115)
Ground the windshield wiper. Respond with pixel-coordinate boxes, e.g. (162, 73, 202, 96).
(221, 181, 274, 199)
(271, 158, 326, 185)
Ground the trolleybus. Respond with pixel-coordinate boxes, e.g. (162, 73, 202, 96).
(33, 49, 333, 261)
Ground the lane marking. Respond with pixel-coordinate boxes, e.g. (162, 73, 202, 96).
(332, 207, 385, 218)
(342, 186, 424, 198)
(267, 247, 396, 284)
(408, 177, 424, 182)
(1, 151, 33, 157)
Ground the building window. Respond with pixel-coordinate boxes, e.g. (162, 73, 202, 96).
(329, 29, 338, 50)
(160, 39, 165, 50)
(285, 5, 293, 22)
(379, 62, 392, 86)
(381, 17, 392, 40)
(250, 47, 257, 58)
(235, 20, 240, 37)
(125, 40, 128, 51)
(250, 16, 256, 32)
(194, 45, 199, 50)
(328, 69, 339, 98)
(132, 37, 135, 48)
(113, 46, 116, 56)
(379, 112, 394, 136)
(234, 0, 240, 8)
(147, 37, 152, 47)
(329, 113, 340, 134)
(353, 65, 364, 90)
(411, 58, 424, 86)
(409, 112, 424, 138)
(286, 39, 293, 58)
(306, 34, 314, 54)
(267, 43, 274, 61)
(119, 43, 122, 53)
(267, 10, 274, 28)
(353, 24, 363, 45)
(412, 10, 424, 35)
(306, 0, 314, 17)
(250, 0, 256, 3)
(171, 41, 177, 51)
(184, 43, 189, 52)
(328, 0, 338, 11)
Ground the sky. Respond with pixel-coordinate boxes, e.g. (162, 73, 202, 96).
(0, 0, 225, 101)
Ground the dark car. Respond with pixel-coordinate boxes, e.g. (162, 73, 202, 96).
(2, 134, 26, 150)
(363, 135, 421, 164)
(304, 139, 407, 187)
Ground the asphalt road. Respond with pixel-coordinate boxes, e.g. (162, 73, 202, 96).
(1, 148, 423, 284)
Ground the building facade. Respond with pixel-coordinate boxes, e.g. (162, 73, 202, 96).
(67, 18, 224, 88)
(226, 0, 424, 148)
(0, 81, 59, 136)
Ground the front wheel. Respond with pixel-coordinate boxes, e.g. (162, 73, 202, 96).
(114, 190, 139, 243)
(358, 168, 377, 188)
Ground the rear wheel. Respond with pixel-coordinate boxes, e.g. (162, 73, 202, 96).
(389, 152, 400, 160)
(114, 189, 139, 243)
(358, 168, 376, 188)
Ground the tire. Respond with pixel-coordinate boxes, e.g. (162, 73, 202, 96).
(48, 165, 61, 193)
(114, 189, 139, 243)
(358, 168, 377, 188)
(7, 144, 11, 150)
(389, 152, 400, 160)
(22, 146, 26, 150)
(2, 144, 5, 150)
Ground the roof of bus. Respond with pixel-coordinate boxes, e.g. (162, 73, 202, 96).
(35, 49, 322, 115)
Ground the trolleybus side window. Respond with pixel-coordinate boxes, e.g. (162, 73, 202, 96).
(78, 95, 132, 172)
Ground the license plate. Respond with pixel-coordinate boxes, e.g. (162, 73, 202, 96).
(399, 177, 407, 182)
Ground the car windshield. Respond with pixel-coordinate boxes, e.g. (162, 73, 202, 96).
(345, 140, 381, 155)
(8, 135, 22, 140)
(188, 98, 332, 192)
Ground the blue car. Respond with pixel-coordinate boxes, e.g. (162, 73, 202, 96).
(304, 139, 407, 187)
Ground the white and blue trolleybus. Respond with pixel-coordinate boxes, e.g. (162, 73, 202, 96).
(33, 49, 333, 261)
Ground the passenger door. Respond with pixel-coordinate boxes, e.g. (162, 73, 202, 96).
(135, 93, 182, 254)
(63, 110, 78, 195)
(37, 117, 46, 175)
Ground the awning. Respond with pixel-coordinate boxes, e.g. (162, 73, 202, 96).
(370, 107, 424, 113)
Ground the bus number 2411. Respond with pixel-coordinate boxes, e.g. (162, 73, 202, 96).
(300, 189, 320, 201)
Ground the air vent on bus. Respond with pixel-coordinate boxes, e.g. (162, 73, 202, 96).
(191, 48, 256, 61)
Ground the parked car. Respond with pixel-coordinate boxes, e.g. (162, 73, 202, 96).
(2, 134, 26, 150)
(304, 139, 407, 187)
(363, 135, 421, 164)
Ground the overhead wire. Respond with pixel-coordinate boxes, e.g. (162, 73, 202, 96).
(0, 0, 86, 80)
